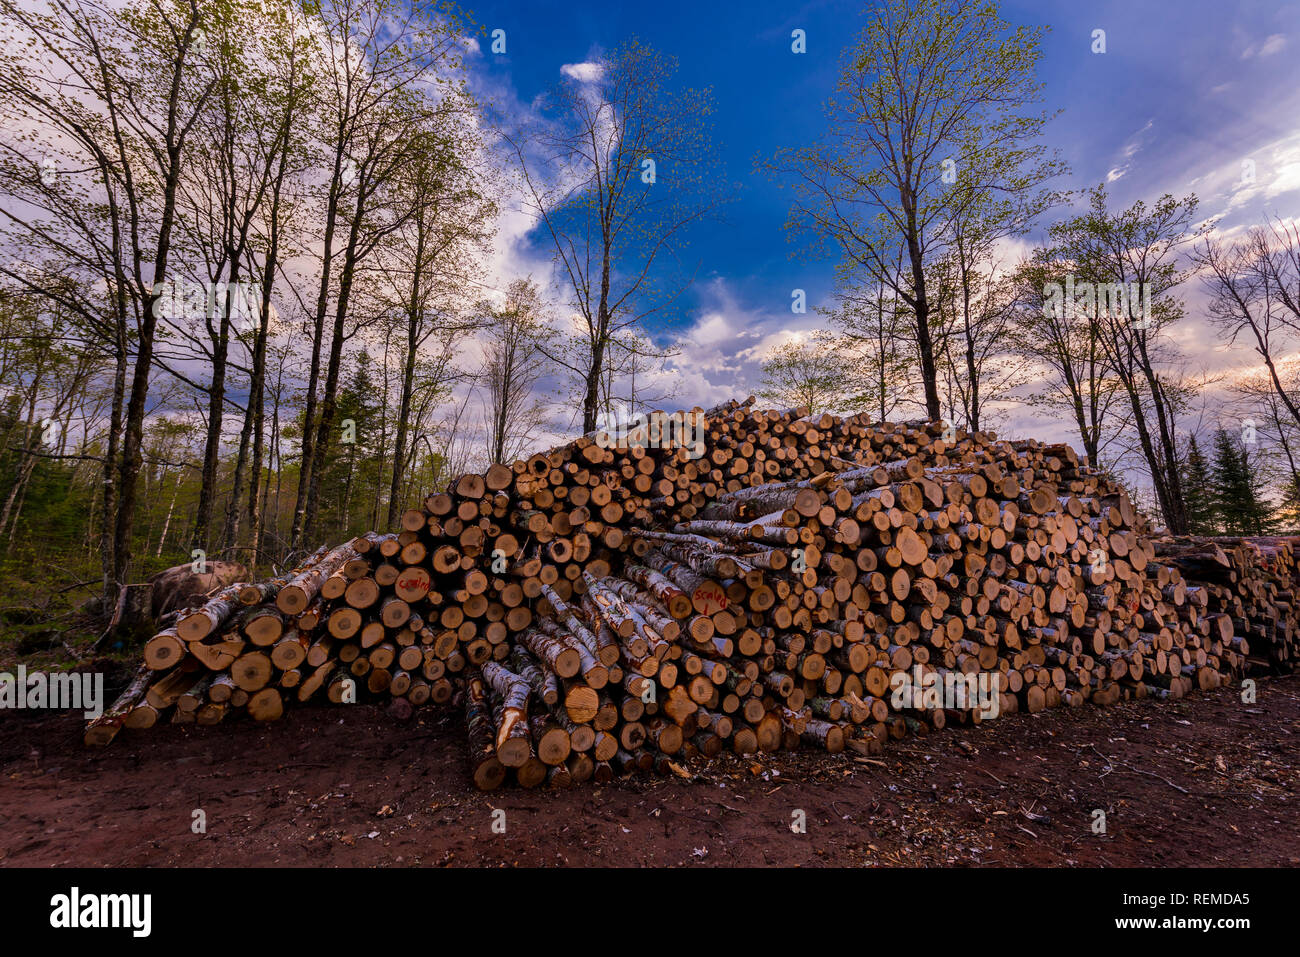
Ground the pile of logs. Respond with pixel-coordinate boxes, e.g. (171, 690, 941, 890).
(86, 398, 1300, 790)
(1152, 536, 1298, 677)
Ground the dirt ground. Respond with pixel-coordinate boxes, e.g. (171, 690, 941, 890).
(1, 674, 1296, 867)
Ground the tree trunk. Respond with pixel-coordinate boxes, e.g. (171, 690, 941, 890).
(0, 371, 44, 544)
(387, 221, 424, 529)
(194, 280, 233, 554)
(902, 198, 940, 421)
(581, 248, 614, 435)
(290, 141, 345, 551)
(304, 208, 365, 544)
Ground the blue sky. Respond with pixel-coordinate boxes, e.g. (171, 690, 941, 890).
(458, 0, 1300, 429)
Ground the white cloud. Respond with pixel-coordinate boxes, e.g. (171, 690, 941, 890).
(1242, 33, 1287, 59)
(1209, 129, 1300, 215)
(630, 279, 835, 410)
(1267, 161, 1300, 200)
(560, 61, 603, 83)
(1122, 120, 1153, 158)
(544, 278, 838, 415)
(1263, 136, 1300, 201)
(1105, 120, 1153, 183)
(1259, 34, 1288, 56)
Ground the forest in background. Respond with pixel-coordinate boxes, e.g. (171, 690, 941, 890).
(0, 0, 1297, 656)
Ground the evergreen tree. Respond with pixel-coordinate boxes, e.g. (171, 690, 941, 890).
(1210, 429, 1274, 534)
(317, 352, 383, 541)
(1182, 435, 1218, 534)
(1277, 475, 1300, 532)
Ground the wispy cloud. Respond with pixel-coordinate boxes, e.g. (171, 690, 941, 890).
(1242, 33, 1287, 59)
(1104, 120, 1155, 183)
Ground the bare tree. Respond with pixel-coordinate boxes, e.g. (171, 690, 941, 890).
(159, 1, 314, 555)
(477, 278, 550, 465)
(0, 0, 217, 620)
(1228, 366, 1300, 497)
(507, 38, 725, 433)
(929, 248, 1026, 432)
(379, 112, 494, 525)
(1008, 252, 1123, 465)
(766, 0, 1061, 420)
(935, 143, 1065, 431)
(1197, 219, 1300, 433)
(824, 279, 913, 422)
(1049, 184, 1204, 531)
(290, 0, 471, 547)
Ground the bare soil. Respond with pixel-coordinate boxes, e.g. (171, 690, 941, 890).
(1, 675, 1296, 867)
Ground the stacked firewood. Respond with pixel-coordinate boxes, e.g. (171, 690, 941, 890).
(1152, 536, 1299, 678)
(86, 398, 1299, 791)
(85, 521, 520, 744)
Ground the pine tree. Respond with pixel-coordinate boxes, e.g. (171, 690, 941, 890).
(318, 352, 383, 540)
(1182, 435, 1218, 534)
(1277, 475, 1300, 532)
(1240, 443, 1278, 534)
(1210, 429, 1274, 534)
